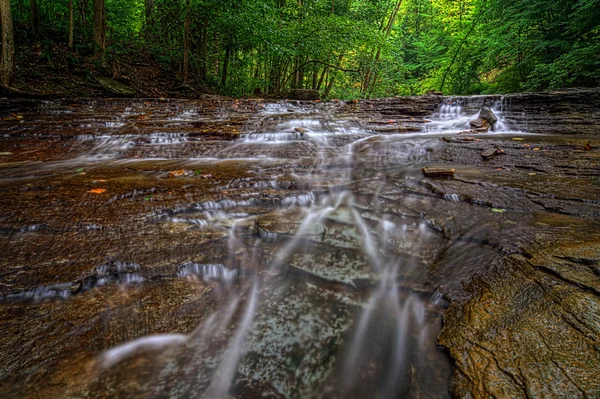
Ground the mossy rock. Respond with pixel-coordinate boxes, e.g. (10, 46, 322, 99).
(288, 89, 320, 101)
(95, 76, 136, 97)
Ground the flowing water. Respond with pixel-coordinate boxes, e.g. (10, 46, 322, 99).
(0, 98, 539, 398)
(89, 102, 459, 398)
(425, 96, 517, 134)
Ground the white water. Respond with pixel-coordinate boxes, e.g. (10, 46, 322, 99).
(425, 96, 519, 134)
(88, 101, 454, 398)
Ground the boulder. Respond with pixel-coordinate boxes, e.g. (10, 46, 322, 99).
(95, 76, 136, 97)
(470, 106, 498, 129)
(479, 106, 498, 125)
(288, 89, 320, 101)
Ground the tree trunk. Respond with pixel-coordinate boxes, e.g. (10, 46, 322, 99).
(144, 0, 154, 39)
(183, 0, 190, 83)
(29, 0, 38, 36)
(68, 0, 74, 49)
(199, 21, 207, 81)
(1, 0, 15, 87)
(17, 0, 23, 21)
(221, 46, 231, 87)
(213, 31, 219, 75)
(323, 54, 343, 98)
(317, 64, 327, 90)
(292, 57, 299, 89)
(80, 0, 87, 33)
(93, 0, 106, 58)
(298, 64, 304, 88)
(144, 0, 154, 25)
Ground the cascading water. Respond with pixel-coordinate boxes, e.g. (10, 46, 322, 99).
(3, 92, 598, 399)
(82, 101, 454, 399)
(424, 95, 517, 133)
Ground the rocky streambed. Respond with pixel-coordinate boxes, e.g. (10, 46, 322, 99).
(0, 89, 599, 398)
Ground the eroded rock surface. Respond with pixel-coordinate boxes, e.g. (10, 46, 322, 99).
(0, 91, 599, 399)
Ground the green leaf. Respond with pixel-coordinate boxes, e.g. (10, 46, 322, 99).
(492, 208, 506, 213)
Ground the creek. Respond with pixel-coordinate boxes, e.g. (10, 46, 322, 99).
(1, 92, 599, 399)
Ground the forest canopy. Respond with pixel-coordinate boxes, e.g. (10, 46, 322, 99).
(1, 0, 599, 98)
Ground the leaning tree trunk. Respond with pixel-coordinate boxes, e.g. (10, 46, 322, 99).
(29, 0, 38, 37)
(93, 0, 106, 58)
(68, 0, 74, 49)
(1, 0, 15, 87)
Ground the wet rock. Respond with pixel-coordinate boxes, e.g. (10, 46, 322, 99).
(479, 106, 498, 125)
(2, 93, 600, 399)
(445, 88, 600, 135)
(469, 118, 488, 129)
(168, 169, 194, 178)
(468, 107, 497, 130)
(95, 76, 136, 97)
(439, 234, 600, 399)
(480, 147, 503, 159)
(288, 89, 320, 101)
(422, 167, 456, 178)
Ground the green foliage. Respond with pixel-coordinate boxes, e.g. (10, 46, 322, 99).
(9, 0, 600, 97)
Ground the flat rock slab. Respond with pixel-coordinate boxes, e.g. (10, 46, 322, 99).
(439, 233, 600, 399)
(422, 167, 456, 178)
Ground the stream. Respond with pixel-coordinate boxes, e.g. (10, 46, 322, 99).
(1, 93, 599, 399)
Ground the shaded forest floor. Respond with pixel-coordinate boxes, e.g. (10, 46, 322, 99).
(6, 39, 217, 99)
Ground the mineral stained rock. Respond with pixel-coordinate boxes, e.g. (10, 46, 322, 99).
(439, 234, 600, 399)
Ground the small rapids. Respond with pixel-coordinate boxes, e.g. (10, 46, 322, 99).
(76, 102, 470, 399)
(0, 97, 536, 399)
(424, 95, 517, 134)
